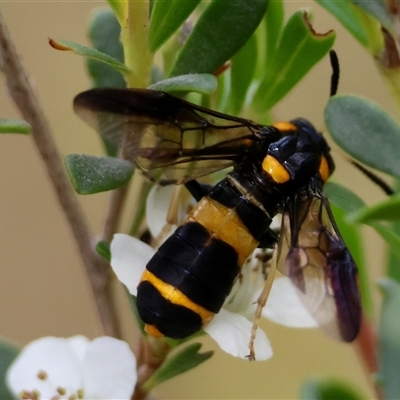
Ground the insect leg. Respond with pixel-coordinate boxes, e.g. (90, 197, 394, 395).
(247, 247, 277, 361)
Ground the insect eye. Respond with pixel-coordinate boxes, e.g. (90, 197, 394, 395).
(262, 155, 290, 183)
(319, 155, 330, 182)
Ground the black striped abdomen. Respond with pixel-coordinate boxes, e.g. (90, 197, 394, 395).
(137, 181, 270, 339)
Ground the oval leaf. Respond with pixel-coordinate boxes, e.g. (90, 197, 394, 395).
(87, 8, 126, 88)
(170, 0, 268, 76)
(378, 278, 400, 400)
(0, 118, 31, 134)
(65, 154, 134, 194)
(253, 10, 335, 111)
(142, 343, 213, 391)
(324, 182, 366, 213)
(148, 73, 217, 94)
(325, 95, 400, 178)
(149, 0, 201, 52)
(49, 39, 130, 75)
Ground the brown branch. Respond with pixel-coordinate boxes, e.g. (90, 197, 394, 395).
(102, 186, 129, 243)
(0, 11, 121, 338)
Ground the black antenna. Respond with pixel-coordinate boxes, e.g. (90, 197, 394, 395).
(351, 161, 394, 196)
(328, 50, 394, 196)
(329, 50, 340, 97)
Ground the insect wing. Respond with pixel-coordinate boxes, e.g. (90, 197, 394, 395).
(74, 88, 266, 184)
(277, 182, 361, 342)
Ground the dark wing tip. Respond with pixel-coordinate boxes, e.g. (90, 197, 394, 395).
(73, 88, 167, 116)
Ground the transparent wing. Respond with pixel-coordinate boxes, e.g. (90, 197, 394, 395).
(74, 88, 273, 184)
(277, 179, 361, 342)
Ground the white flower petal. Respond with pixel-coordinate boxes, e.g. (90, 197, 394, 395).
(83, 337, 136, 399)
(204, 309, 273, 361)
(7, 337, 82, 399)
(111, 234, 155, 295)
(67, 335, 90, 364)
(146, 185, 176, 238)
(262, 277, 318, 328)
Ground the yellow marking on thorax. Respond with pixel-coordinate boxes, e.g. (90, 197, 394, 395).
(272, 121, 297, 132)
(262, 155, 290, 184)
(141, 270, 214, 323)
(186, 197, 259, 266)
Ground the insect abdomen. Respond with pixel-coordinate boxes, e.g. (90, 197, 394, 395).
(137, 185, 263, 339)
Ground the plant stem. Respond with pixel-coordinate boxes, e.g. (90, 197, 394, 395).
(102, 185, 129, 243)
(121, 1, 152, 88)
(0, 11, 121, 338)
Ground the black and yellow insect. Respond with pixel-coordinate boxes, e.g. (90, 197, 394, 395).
(74, 88, 362, 343)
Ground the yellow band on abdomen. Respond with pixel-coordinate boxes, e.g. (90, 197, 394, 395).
(141, 270, 214, 323)
(186, 197, 259, 266)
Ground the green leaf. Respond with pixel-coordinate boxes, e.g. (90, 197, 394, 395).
(324, 182, 366, 213)
(387, 219, 400, 282)
(325, 183, 400, 269)
(149, 0, 201, 52)
(65, 154, 134, 195)
(170, 0, 268, 76)
(49, 39, 130, 75)
(106, 0, 126, 24)
(325, 95, 400, 178)
(387, 180, 400, 282)
(372, 223, 400, 260)
(228, 33, 257, 115)
(148, 73, 217, 95)
(316, 0, 370, 47)
(95, 240, 111, 262)
(264, 0, 284, 65)
(142, 343, 213, 390)
(300, 377, 364, 400)
(0, 118, 31, 134)
(253, 10, 335, 112)
(352, 0, 394, 33)
(0, 338, 20, 400)
(349, 193, 400, 223)
(87, 8, 126, 88)
(378, 278, 400, 400)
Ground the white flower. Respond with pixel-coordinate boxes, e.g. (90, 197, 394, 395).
(110, 184, 317, 361)
(7, 336, 137, 400)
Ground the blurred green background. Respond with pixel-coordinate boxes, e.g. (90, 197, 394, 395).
(0, 1, 392, 398)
